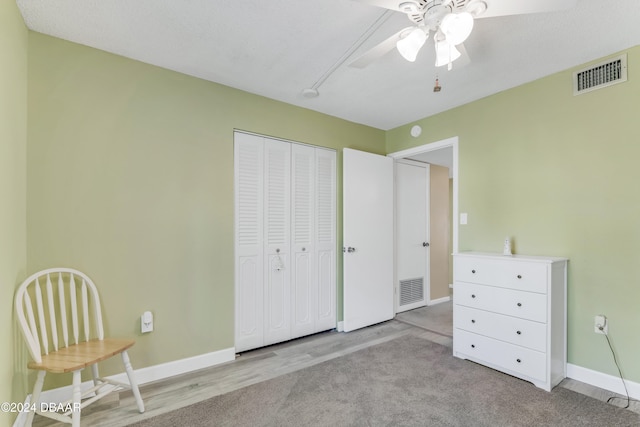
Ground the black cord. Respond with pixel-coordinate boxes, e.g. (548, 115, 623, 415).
(602, 331, 634, 409)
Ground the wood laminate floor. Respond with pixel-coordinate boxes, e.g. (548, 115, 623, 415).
(31, 303, 638, 426)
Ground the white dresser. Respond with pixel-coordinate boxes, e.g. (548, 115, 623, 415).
(453, 252, 568, 391)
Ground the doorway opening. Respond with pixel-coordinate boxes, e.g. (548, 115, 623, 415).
(388, 136, 458, 336)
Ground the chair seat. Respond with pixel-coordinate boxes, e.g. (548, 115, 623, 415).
(28, 338, 135, 374)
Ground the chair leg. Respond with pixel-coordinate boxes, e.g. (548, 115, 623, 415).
(91, 364, 100, 387)
(121, 350, 145, 413)
(25, 370, 46, 427)
(71, 370, 82, 427)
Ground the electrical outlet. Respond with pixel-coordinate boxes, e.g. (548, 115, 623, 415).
(141, 311, 154, 333)
(594, 314, 608, 334)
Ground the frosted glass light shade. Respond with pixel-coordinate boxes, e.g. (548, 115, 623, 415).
(440, 12, 474, 45)
(396, 28, 428, 62)
(435, 39, 461, 67)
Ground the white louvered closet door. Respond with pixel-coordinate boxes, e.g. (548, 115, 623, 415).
(314, 148, 337, 331)
(291, 144, 316, 338)
(263, 138, 292, 346)
(234, 133, 265, 352)
(291, 145, 337, 338)
(235, 131, 336, 352)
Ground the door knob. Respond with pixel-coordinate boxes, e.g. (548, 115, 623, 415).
(347, 247, 356, 253)
(422, 242, 429, 247)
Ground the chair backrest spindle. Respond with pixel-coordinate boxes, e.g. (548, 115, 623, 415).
(58, 272, 69, 348)
(23, 291, 41, 359)
(34, 278, 49, 355)
(81, 279, 90, 342)
(46, 274, 59, 352)
(69, 273, 79, 345)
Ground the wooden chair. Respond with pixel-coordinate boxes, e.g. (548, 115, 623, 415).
(15, 268, 145, 427)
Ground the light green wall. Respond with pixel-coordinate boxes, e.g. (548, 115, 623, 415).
(387, 46, 640, 382)
(1, 0, 28, 425)
(26, 32, 385, 388)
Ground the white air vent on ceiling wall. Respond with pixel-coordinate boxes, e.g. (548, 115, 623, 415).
(573, 54, 627, 96)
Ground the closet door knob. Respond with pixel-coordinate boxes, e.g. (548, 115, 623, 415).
(516, 330, 522, 335)
(471, 269, 476, 274)
(471, 319, 476, 324)
(517, 274, 522, 279)
(471, 344, 475, 349)
(517, 302, 522, 307)
(516, 359, 522, 363)
(471, 294, 476, 299)
(422, 242, 429, 247)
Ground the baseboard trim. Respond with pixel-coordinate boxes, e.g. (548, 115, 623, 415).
(567, 363, 640, 400)
(16, 346, 236, 420)
(337, 321, 344, 332)
(109, 346, 236, 385)
(428, 296, 451, 305)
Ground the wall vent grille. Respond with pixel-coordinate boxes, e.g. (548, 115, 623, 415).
(399, 277, 424, 306)
(573, 54, 627, 95)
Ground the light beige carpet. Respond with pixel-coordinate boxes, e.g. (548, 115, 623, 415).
(128, 334, 639, 427)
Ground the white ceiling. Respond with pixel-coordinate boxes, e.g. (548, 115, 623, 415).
(16, 0, 640, 130)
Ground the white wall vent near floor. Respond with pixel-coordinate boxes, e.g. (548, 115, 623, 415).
(573, 54, 627, 95)
(399, 277, 424, 307)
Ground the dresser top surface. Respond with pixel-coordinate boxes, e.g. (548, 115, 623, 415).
(454, 251, 568, 263)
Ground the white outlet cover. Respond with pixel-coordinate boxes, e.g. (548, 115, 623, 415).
(460, 213, 468, 225)
(594, 315, 608, 334)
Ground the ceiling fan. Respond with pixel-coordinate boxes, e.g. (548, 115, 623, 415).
(350, 0, 577, 69)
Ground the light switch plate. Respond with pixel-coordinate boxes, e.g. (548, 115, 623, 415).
(460, 213, 468, 225)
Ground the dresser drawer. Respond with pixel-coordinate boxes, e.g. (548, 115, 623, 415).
(455, 329, 547, 382)
(454, 282, 547, 323)
(454, 256, 548, 294)
(454, 305, 547, 352)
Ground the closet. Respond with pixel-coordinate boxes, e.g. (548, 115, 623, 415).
(234, 131, 336, 352)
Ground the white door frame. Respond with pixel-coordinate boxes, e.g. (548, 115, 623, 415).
(387, 136, 459, 310)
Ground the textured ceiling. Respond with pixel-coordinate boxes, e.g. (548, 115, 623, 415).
(16, 0, 640, 130)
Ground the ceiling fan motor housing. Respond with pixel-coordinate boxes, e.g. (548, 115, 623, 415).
(404, 0, 484, 27)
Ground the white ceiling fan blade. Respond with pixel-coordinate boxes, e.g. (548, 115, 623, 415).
(453, 43, 471, 69)
(470, 0, 577, 19)
(352, 0, 415, 13)
(349, 27, 413, 68)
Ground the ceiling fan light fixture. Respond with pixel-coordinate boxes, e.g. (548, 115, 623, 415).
(440, 12, 474, 45)
(434, 39, 461, 67)
(396, 27, 428, 62)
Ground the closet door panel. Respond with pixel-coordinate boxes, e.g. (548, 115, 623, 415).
(315, 149, 337, 330)
(291, 144, 316, 338)
(263, 139, 292, 346)
(234, 134, 265, 352)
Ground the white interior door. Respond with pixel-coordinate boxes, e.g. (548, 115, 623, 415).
(343, 148, 394, 332)
(396, 161, 429, 313)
